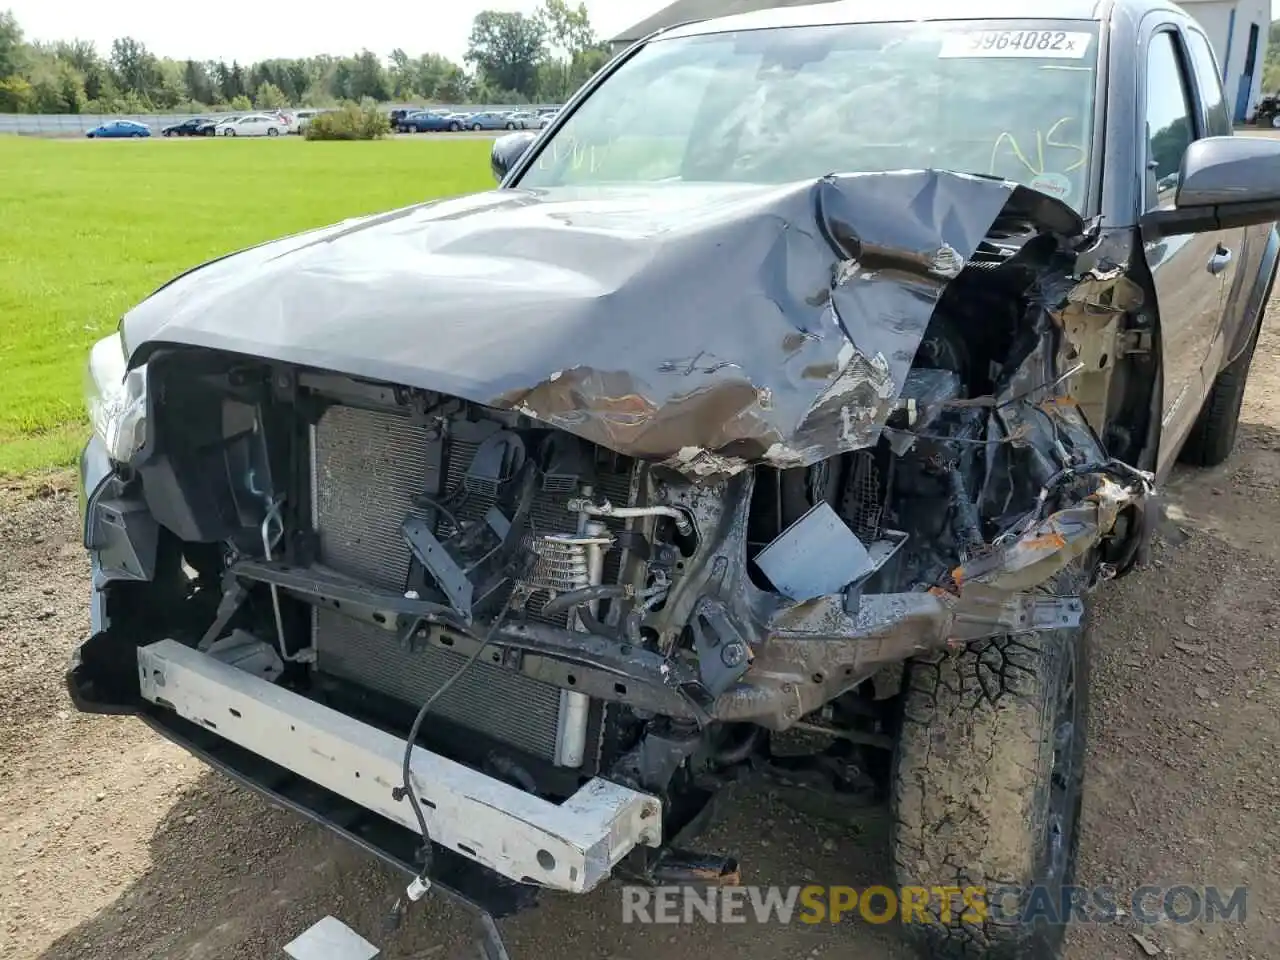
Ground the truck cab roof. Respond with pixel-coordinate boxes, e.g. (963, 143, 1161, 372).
(659, 0, 1191, 40)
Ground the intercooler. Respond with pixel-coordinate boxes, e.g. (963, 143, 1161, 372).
(309, 404, 634, 767)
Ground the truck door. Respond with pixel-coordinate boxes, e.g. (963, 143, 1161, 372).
(1139, 27, 1235, 475)
(1183, 27, 1255, 380)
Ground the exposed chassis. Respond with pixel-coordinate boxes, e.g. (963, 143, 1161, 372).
(225, 554, 1085, 730)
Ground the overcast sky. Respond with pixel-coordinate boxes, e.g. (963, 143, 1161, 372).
(5, 0, 672, 64)
(5, 0, 1279, 65)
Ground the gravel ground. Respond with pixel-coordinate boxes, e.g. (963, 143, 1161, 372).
(2, 310, 1279, 960)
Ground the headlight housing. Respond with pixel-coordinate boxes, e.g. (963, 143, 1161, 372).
(85, 333, 149, 463)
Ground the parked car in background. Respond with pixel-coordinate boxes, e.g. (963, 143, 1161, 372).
(195, 116, 234, 136)
(291, 109, 320, 134)
(399, 111, 463, 133)
(161, 117, 212, 137)
(215, 114, 286, 137)
(85, 119, 151, 139)
(504, 111, 539, 129)
(1252, 93, 1280, 129)
(462, 110, 514, 131)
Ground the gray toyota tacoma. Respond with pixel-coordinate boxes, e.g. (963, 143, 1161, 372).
(69, 0, 1279, 957)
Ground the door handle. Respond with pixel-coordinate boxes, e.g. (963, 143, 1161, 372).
(1207, 245, 1233, 275)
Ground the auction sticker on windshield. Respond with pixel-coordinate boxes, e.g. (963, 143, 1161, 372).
(939, 30, 1093, 58)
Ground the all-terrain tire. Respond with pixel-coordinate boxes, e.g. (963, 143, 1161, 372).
(891, 582, 1089, 960)
(1178, 319, 1262, 467)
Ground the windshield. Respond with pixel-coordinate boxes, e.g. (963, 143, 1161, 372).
(517, 19, 1100, 211)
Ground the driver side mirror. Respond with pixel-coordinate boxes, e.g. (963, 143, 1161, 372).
(1142, 136, 1280, 237)
(491, 132, 537, 184)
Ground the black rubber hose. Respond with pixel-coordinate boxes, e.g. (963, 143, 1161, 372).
(711, 725, 763, 766)
(541, 584, 629, 618)
(947, 466, 985, 552)
(576, 607, 621, 639)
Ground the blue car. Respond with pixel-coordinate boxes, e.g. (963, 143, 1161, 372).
(86, 119, 152, 139)
(399, 111, 463, 133)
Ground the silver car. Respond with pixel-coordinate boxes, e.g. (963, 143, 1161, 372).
(462, 111, 516, 131)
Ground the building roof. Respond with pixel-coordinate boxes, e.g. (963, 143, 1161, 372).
(611, 0, 1190, 46)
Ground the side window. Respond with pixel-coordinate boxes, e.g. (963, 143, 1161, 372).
(1184, 30, 1233, 137)
(1145, 31, 1196, 209)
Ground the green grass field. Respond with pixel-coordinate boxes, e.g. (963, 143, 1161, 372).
(0, 135, 494, 475)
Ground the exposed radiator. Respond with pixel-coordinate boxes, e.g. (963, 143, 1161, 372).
(309, 404, 632, 766)
(312, 610, 564, 759)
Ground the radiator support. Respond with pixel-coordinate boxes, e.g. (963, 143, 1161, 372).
(307, 404, 636, 768)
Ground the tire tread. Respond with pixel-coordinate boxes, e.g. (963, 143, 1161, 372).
(891, 590, 1089, 960)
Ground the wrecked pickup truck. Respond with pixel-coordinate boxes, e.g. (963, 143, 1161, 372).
(69, 2, 1280, 958)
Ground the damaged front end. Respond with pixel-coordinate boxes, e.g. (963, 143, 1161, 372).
(72, 170, 1152, 914)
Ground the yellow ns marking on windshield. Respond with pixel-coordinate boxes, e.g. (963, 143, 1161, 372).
(939, 31, 1093, 59)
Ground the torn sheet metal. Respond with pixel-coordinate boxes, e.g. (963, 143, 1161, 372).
(754, 501, 874, 601)
(716, 584, 1087, 729)
(1044, 264, 1148, 432)
(952, 474, 1149, 593)
(119, 172, 1085, 479)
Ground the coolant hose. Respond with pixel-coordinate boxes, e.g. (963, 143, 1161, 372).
(540, 584, 631, 618)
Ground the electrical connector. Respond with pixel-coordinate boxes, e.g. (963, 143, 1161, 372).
(406, 874, 432, 902)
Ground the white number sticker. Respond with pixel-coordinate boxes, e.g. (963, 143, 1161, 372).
(939, 30, 1093, 59)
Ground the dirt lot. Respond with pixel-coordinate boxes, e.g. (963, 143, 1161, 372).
(3, 313, 1280, 960)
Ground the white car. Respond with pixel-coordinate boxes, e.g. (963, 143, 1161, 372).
(215, 114, 286, 137)
(291, 109, 321, 134)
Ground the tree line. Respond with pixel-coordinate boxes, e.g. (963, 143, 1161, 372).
(1265, 20, 1280, 95)
(0, 1, 611, 114)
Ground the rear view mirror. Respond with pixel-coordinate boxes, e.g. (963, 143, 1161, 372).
(1142, 136, 1280, 237)
(491, 132, 537, 183)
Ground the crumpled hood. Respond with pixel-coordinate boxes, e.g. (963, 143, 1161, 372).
(122, 172, 1083, 477)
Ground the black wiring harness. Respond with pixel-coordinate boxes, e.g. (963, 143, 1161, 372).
(387, 598, 515, 928)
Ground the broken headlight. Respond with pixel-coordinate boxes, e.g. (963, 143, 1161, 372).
(84, 332, 148, 463)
